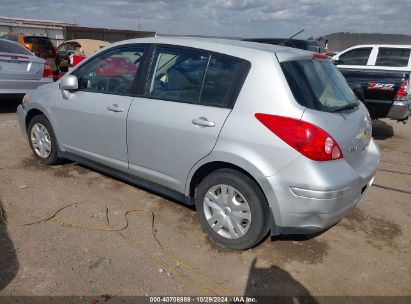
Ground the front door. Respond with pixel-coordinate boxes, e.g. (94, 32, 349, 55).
(54, 45, 146, 171)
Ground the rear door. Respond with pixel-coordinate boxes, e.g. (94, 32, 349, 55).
(0, 39, 43, 80)
(127, 45, 245, 193)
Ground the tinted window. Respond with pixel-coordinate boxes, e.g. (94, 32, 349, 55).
(147, 47, 209, 103)
(0, 39, 32, 55)
(339, 48, 372, 65)
(281, 59, 357, 111)
(200, 55, 241, 107)
(76, 46, 145, 95)
(23, 36, 53, 46)
(375, 48, 410, 67)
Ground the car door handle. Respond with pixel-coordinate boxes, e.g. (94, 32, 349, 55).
(107, 104, 123, 113)
(192, 117, 215, 127)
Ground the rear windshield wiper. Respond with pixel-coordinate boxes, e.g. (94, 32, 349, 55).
(330, 102, 359, 112)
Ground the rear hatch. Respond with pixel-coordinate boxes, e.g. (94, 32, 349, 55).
(278, 52, 372, 169)
(24, 36, 56, 59)
(0, 40, 44, 80)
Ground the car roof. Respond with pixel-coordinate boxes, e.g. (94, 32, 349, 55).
(109, 36, 312, 60)
(7, 32, 49, 38)
(348, 44, 411, 48)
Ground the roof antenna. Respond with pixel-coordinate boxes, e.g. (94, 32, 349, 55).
(280, 29, 304, 46)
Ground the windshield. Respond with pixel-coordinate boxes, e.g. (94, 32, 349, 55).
(280, 59, 357, 111)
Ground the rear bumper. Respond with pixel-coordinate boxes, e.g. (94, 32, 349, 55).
(0, 78, 52, 95)
(264, 140, 380, 235)
(387, 100, 410, 122)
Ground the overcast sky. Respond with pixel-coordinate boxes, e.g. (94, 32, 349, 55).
(1, 0, 410, 38)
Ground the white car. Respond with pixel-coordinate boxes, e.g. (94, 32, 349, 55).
(332, 45, 411, 122)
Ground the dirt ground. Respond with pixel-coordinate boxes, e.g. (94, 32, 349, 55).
(0, 99, 410, 301)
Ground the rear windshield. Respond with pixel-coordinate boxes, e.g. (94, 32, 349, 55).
(281, 59, 357, 111)
(24, 36, 53, 46)
(0, 39, 32, 55)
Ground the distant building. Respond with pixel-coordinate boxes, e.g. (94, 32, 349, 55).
(0, 16, 75, 45)
(0, 16, 155, 46)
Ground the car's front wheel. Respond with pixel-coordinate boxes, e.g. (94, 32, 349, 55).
(28, 114, 62, 165)
(195, 169, 270, 250)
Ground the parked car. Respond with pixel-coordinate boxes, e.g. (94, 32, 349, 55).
(16, 37, 379, 249)
(242, 38, 326, 53)
(0, 38, 53, 99)
(2, 33, 57, 61)
(56, 39, 110, 73)
(332, 45, 411, 123)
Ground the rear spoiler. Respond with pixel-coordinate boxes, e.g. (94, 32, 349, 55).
(275, 48, 315, 63)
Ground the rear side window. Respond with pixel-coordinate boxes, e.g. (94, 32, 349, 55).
(200, 55, 241, 107)
(281, 59, 357, 112)
(147, 47, 209, 104)
(339, 48, 372, 65)
(0, 39, 32, 55)
(375, 48, 410, 67)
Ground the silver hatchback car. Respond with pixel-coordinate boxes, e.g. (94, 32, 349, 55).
(17, 37, 380, 249)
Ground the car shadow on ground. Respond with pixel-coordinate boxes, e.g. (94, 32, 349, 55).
(245, 258, 318, 303)
(372, 120, 394, 140)
(0, 98, 22, 114)
(0, 198, 19, 291)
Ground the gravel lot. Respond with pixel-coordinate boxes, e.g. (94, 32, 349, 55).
(0, 99, 410, 301)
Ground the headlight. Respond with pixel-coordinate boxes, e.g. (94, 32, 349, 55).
(22, 94, 30, 106)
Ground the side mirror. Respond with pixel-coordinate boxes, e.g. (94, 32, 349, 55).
(60, 75, 78, 91)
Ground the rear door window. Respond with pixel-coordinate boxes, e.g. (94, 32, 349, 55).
(147, 47, 209, 104)
(200, 54, 241, 107)
(281, 59, 357, 112)
(375, 47, 410, 67)
(338, 48, 372, 65)
(0, 40, 32, 55)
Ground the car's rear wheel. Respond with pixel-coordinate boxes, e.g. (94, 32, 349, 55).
(28, 115, 62, 165)
(195, 169, 270, 250)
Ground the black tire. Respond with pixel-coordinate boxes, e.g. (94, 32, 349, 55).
(195, 169, 270, 250)
(27, 114, 62, 165)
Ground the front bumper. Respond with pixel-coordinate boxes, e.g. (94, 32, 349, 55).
(387, 100, 410, 122)
(265, 140, 380, 235)
(16, 104, 28, 136)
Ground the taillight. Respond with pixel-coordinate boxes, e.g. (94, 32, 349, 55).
(255, 114, 343, 161)
(313, 53, 328, 60)
(394, 79, 409, 101)
(43, 61, 52, 78)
